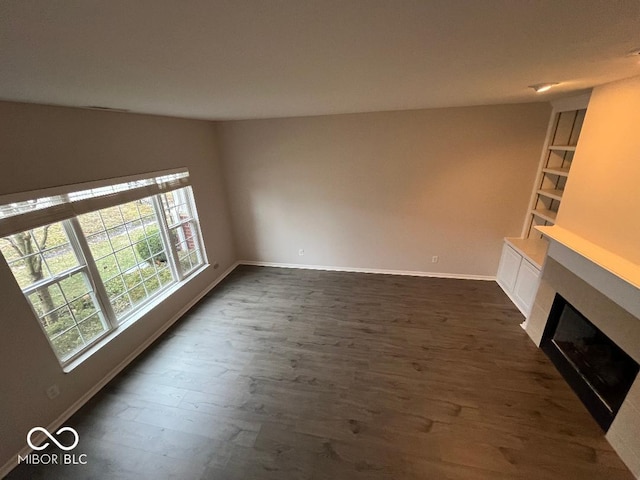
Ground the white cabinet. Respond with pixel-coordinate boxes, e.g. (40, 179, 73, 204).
(497, 244, 522, 292)
(513, 258, 541, 315)
(497, 243, 541, 317)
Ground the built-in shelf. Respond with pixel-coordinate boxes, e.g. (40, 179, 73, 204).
(524, 105, 586, 239)
(548, 145, 577, 152)
(537, 188, 564, 201)
(497, 96, 589, 319)
(497, 95, 589, 320)
(532, 207, 557, 224)
(542, 167, 571, 177)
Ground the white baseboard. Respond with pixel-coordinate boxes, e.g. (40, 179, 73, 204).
(239, 260, 495, 281)
(0, 262, 239, 479)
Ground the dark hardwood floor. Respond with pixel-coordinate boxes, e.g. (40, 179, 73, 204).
(8, 265, 634, 479)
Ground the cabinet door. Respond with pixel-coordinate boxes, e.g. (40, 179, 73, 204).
(513, 259, 541, 316)
(497, 244, 522, 293)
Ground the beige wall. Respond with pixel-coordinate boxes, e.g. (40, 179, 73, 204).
(557, 75, 640, 264)
(0, 102, 235, 468)
(0, 99, 551, 470)
(218, 104, 550, 277)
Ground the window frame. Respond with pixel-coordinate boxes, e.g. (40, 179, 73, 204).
(0, 170, 207, 368)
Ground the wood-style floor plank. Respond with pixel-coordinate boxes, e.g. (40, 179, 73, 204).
(7, 265, 634, 479)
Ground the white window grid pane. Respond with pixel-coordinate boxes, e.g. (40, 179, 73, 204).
(28, 283, 65, 317)
(100, 206, 126, 230)
(40, 231, 79, 277)
(157, 265, 173, 286)
(77, 211, 102, 235)
(50, 273, 95, 327)
(179, 248, 202, 275)
(161, 188, 194, 228)
(51, 327, 83, 359)
(31, 272, 109, 360)
(69, 298, 99, 323)
(80, 198, 174, 321)
(43, 306, 76, 340)
(0, 241, 21, 263)
(110, 291, 133, 317)
(95, 255, 121, 279)
(125, 219, 144, 238)
(41, 244, 77, 276)
(140, 255, 160, 279)
(84, 210, 117, 259)
(76, 314, 107, 344)
(7, 256, 51, 288)
(171, 219, 203, 275)
(134, 238, 152, 263)
(3, 222, 81, 288)
(115, 246, 138, 273)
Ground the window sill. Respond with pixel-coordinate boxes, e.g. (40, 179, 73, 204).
(62, 263, 209, 373)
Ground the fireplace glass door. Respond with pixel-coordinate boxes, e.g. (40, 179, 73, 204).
(541, 295, 639, 431)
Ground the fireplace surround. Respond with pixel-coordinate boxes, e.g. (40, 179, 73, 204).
(525, 231, 640, 478)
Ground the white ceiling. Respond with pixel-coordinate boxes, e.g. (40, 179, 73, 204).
(1, 1, 640, 120)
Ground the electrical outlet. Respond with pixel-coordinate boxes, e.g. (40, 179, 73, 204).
(46, 384, 60, 399)
(431, 256, 439, 263)
(298, 249, 305, 256)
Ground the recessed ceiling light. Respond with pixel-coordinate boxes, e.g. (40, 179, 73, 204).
(529, 83, 559, 93)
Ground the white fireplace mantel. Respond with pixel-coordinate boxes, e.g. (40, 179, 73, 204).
(536, 225, 640, 320)
(531, 226, 640, 479)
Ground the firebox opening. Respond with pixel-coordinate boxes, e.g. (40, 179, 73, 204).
(541, 294, 639, 431)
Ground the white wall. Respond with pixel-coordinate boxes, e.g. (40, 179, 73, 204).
(0, 101, 235, 469)
(218, 104, 550, 277)
(556, 75, 640, 264)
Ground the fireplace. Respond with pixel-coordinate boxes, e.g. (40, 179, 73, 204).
(541, 294, 640, 431)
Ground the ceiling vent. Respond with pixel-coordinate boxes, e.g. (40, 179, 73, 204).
(85, 105, 130, 113)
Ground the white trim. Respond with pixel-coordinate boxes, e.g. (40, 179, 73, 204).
(238, 260, 495, 281)
(0, 261, 239, 479)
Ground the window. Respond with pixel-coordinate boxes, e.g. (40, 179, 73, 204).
(0, 170, 206, 366)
